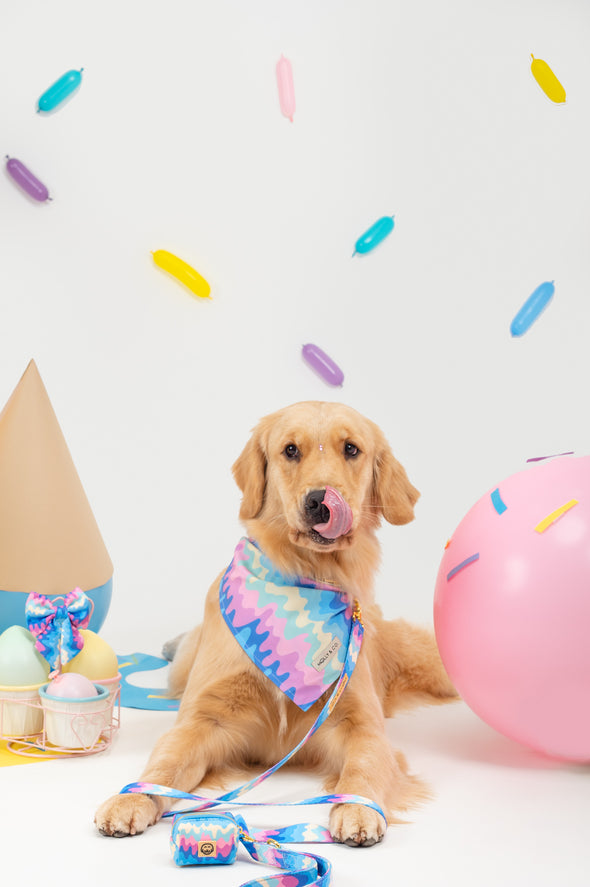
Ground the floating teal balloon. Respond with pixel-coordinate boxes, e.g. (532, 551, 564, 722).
(510, 280, 555, 337)
(37, 68, 83, 112)
(353, 215, 395, 256)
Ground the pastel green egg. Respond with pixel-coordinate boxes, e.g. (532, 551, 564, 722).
(0, 625, 50, 687)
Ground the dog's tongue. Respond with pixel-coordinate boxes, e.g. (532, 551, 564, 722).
(313, 486, 353, 539)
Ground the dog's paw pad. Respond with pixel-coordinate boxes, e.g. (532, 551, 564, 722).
(344, 834, 379, 848)
(94, 794, 159, 838)
(329, 804, 386, 847)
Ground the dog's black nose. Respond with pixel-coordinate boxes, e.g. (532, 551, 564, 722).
(304, 489, 330, 525)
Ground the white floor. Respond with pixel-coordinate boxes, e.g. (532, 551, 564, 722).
(3, 694, 589, 886)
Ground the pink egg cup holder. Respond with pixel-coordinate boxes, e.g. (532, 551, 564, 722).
(0, 673, 120, 757)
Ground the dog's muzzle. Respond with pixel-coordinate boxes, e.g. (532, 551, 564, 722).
(304, 487, 353, 540)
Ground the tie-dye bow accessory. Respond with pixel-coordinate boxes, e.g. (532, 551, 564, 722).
(25, 588, 93, 676)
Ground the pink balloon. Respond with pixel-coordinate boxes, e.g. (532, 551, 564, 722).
(276, 54, 295, 122)
(434, 455, 590, 762)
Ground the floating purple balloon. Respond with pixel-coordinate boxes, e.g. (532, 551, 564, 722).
(302, 343, 344, 386)
(6, 156, 50, 202)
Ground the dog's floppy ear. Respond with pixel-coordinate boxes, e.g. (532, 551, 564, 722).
(372, 432, 420, 525)
(232, 425, 267, 520)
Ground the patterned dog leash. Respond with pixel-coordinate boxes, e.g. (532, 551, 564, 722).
(170, 809, 335, 886)
(119, 602, 386, 884)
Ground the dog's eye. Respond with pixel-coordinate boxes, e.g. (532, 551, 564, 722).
(344, 442, 360, 459)
(284, 443, 300, 460)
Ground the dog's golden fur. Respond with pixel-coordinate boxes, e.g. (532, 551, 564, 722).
(95, 401, 455, 846)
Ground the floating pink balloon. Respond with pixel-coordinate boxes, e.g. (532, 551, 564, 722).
(276, 54, 295, 121)
(434, 455, 590, 762)
(6, 156, 50, 202)
(302, 343, 344, 386)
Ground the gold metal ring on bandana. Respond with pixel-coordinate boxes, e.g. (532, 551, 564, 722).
(352, 599, 364, 627)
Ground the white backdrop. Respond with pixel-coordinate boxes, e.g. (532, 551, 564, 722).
(1, 0, 589, 656)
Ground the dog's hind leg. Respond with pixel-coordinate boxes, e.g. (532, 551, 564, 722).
(166, 625, 202, 699)
(161, 633, 185, 661)
(375, 619, 458, 716)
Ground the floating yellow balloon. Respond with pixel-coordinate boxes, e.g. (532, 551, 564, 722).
(530, 54, 566, 104)
(152, 249, 211, 300)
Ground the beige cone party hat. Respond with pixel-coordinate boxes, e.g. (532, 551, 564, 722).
(0, 360, 113, 633)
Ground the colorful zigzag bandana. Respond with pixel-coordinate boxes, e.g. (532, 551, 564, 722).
(219, 538, 352, 711)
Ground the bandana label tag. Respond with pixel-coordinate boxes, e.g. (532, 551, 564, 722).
(312, 636, 342, 672)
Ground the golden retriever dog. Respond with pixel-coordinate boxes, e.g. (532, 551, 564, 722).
(95, 401, 455, 846)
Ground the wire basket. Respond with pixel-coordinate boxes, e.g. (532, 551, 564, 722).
(0, 676, 120, 758)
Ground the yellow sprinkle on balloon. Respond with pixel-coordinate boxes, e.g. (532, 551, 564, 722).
(534, 499, 578, 534)
(530, 54, 566, 104)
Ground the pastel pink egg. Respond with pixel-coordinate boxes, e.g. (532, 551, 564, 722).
(46, 671, 98, 699)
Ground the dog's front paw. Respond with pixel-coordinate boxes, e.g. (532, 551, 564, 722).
(329, 804, 386, 847)
(95, 793, 160, 837)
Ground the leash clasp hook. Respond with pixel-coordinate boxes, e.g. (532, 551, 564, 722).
(239, 828, 281, 849)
